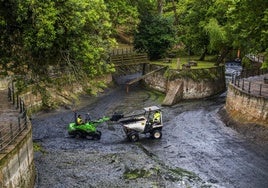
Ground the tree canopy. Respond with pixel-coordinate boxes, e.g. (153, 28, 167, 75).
(1, 0, 267, 81)
(134, 14, 177, 60)
(173, 0, 268, 64)
(0, 0, 115, 79)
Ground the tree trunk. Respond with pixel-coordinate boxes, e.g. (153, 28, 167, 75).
(171, 0, 179, 25)
(216, 47, 232, 65)
(199, 47, 207, 61)
(157, 0, 164, 15)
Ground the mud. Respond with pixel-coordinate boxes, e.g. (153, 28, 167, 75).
(31, 83, 268, 188)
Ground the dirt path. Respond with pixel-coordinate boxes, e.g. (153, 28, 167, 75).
(32, 87, 268, 188)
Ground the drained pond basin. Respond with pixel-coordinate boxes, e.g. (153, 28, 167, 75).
(32, 85, 268, 188)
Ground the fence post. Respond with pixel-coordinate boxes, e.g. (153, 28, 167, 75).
(0, 131, 2, 149)
(248, 82, 251, 93)
(234, 74, 237, 86)
(8, 87, 11, 101)
(242, 79, 244, 90)
(18, 117, 21, 131)
(12, 81, 15, 105)
(16, 95, 19, 109)
(24, 109, 27, 128)
(259, 84, 262, 96)
(19, 98, 22, 113)
(10, 123, 13, 140)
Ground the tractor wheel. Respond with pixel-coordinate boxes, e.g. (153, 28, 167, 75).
(128, 132, 139, 142)
(123, 127, 129, 134)
(69, 133, 76, 138)
(93, 131, 102, 140)
(69, 131, 81, 138)
(151, 129, 162, 139)
(97, 130, 102, 136)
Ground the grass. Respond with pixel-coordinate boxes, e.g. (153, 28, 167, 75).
(33, 142, 46, 153)
(150, 55, 217, 70)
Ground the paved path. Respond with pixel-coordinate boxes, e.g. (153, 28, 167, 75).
(0, 89, 19, 122)
(0, 89, 20, 150)
(237, 73, 268, 97)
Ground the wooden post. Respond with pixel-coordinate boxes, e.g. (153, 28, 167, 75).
(142, 63, 146, 76)
(237, 49, 240, 59)
(177, 58, 180, 69)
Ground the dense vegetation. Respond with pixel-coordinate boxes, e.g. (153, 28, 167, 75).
(0, 0, 267, 103)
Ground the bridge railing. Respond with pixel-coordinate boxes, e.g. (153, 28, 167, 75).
(0, 83, 28, 152)
(231, 68, 268, 97)
(110, 47, 135, 55)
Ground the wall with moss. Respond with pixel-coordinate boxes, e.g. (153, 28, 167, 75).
(225, 83, 268, 127)
(0, 124, 35, 188)
(144, 65, 226, 105)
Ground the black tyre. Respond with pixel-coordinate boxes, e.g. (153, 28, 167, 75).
(68, 132, 76, 138)
(69, 131, 81, 138)
(93, 131, 102, 140)
(123, 127, 129, 134)
(97, 130, 102, 136)
(128, 132, 139, 142)
(151, 129, 162, 139)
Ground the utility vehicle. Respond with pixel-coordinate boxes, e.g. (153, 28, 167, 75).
(118, 106, 163, 142)
(68, 113, 110, 140)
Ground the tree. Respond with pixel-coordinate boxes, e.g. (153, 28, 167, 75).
(134, 13, 177, 60)
(0, 0, 115, 80)
(157, 0, 164, 15)
(226, 0, 268, 61)
(176, 0, 213, 60)
(104, 0, 139, 42)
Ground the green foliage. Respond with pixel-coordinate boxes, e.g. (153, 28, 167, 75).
(165, 0, 267, 63)
(241, 57, 252, 69)
(134, 14, 177, 60)
(123, 168, 152, 180)
(33, 142, 46, 153)
(0, 0, 115, 79)
(0, 0, 117, 106)
(176, 0, 212, 56)
(226, 0, 268, 53)
(104, 0, 139, 35)
(262, 51, 268, 69)
(168, 67, 223, 82)
(204, 18, 227, 51)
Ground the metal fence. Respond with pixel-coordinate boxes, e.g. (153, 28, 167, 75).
(0, 83, 28, 151)
(231, 68, 268, 97)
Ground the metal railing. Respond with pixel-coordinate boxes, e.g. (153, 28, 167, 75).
(0, 83, 28, 152)
(231, 69, 268, 97)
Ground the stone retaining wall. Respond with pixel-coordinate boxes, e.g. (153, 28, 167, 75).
(0, 124, 35, 188)
(225, 83, 268, 127)
(143, 66, 226, 105)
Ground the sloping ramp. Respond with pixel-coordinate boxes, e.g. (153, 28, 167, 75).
(126, 66, 168, 93)
(162, 80, 184, 106)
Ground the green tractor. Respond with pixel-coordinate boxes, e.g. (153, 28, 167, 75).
(67, 112, 123, 140)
